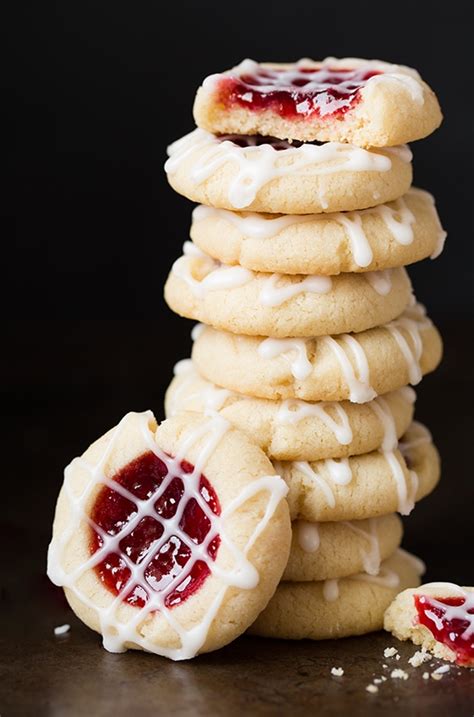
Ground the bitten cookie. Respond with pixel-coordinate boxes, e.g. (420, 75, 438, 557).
(190, 188, 446, 275)
(279, 422, 440, 521)
(285, 514, 403, 582)
(250, 550, 424, 640)
(166, 360, 415, 461)
(47, 411, 291, 660)
(191, 304, 442, 402)
(165, 130, 412, 214)
(194, 58, 442, 148)
(384, 583, 474, 667)
(165, 245, 412, 338)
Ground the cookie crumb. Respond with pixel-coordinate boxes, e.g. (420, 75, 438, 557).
(366, 684, 378, 694)
(391, 668, 409, 680)
(408, 650, 430, 667)
(395, 653, 401, 660)
(433, 665, 450, 675)
(54, 624, 70, 636)
(382, 663, 388, 668)
(331, 667, 344, 677)
(422, 672, 430, 680)
(384, 647, 398, 658)
(373, 678, 382, 685)
(381, 676, 387, 682)
(431, 672, 443, 681)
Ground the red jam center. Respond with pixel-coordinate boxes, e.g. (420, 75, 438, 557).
(219, 65, 381, 119)
(414, 594, 474, 666)
(90, 452, 221, 609)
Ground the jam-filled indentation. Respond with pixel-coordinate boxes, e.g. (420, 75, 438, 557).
(90, 452, 221, 609)
(414, 593, 474, 666)
(219, 65, 381, 119)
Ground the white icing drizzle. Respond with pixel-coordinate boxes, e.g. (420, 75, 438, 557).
(192, 189, 429, 270)
(172, 251, 252, 299)
(47, 411, 288, 660)
(276, 399, 352, 445)
(296, 521, 320, 553)
(165, 129, 394, 210)
(349, 566, 400, 589)
(385, 305, 430, 385)
(399, 421, 432, 455)
(383, 450, 417, 516)
(258, 338, 312, 381)
(414, 584, 474, 639)
(259, 273, 332, 307)
(341, 519, 381, 575)
(294, 458, 352, 509)
(323, 579, 340, 602)
(322, 335, 376, 404)
(168, 361, 231, 418)
(365, 269, 393, 296)
(370, 395, 398, 451)
(191, 323, 205, 341)
(398, 386, 417, 405)
(320, 549, 425, 603)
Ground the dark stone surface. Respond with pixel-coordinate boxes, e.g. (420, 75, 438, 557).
(1, 320, 473, 716)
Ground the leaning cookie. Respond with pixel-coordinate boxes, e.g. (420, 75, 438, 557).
(194, 58, 442, 147)
(285, 514, 403, 582)
(166, 361, 415, 462)
(165, 246, 412, 338)
(250, 550, 424, 640)
(192, 304, 442, 402)
(165, 130, 412, 214)
(47, 411, 291, 660)
(279, 422, 440, 521)
(384, 583, 474, 667)
(190, 188, 446, 276)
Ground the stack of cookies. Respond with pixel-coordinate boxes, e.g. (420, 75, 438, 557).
(164, 57, 446, 640)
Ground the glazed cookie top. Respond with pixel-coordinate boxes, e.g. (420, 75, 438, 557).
(191, 304, 442, 402)
(165, 243, 413, 338)
(165, 129, 412, 214)
(384, 583, 474, 667)
(285, 514, 403, 582)
(193, 58, 442, 147)
(278, 421, 440, 521)
(190, 188, 446, 275)
(166, 360, 415, 462)
(47, 411, 291, 660)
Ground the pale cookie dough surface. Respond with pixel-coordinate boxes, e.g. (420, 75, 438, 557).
(194, 58, 442, 147)
(250, 550, 424, 640)
(190, 188, 446, 275)
(165, 247, 412, 338)
(384, 583, 474, 666)
(192, 305, 442, 402)
(165, 129, 412, 214)
(47, 411, 291, 660)
(165, 361, 415, 461)
(285, 514, 403, 582)
(279, 422, 440, 521)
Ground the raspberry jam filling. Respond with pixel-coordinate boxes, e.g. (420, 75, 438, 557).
(219, 65, 381, 119)
(414, 594, 474, 666)
(90, 452, 221, 609)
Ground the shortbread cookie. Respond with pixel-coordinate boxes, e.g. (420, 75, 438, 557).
(166, 361, 415, 461)
(250, 550, 424, 640)
(279, 422, 440, 521)
(165, 246, 412, 338)
(165, 130, 412, 214)
(190, 188, 446, 275)
(192, 304, 442, 402)
(47, 411, 291, 660)
(194, 58, 442, 148)
(285, 514, 403, 582)
(384, 583, 474, 667)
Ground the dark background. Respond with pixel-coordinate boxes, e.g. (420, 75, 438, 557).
(3, 3, 474, 714)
